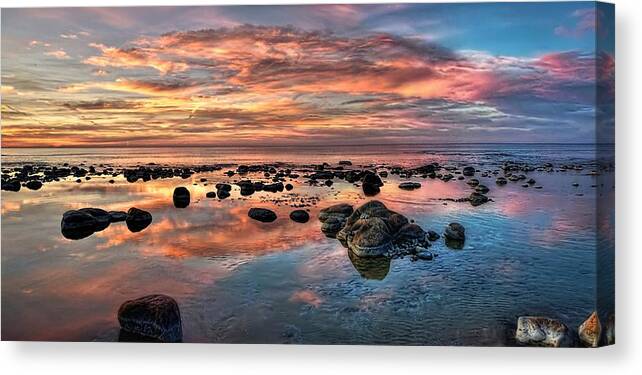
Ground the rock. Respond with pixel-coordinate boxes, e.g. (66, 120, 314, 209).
(285, 183, 293, 191)
(217, 189, 230, 199)
(263, 182, 284, 193)
(108, 210, 128, 223)
(318, 203, 354, 222)
(527, 178, 536, 185)
(515, 316, 572, 347)
(578, 311, 602, 347)
(398, 182, 421, 190)
(362, 183, 380, 196)
(338, 160, 352, 166)
(126, 207, 152, 232)
(469, 191, 489, 207)
(1, 179, 21, 192)
(25, 180, 43, 190)
(467, 178, 480, 187)
(496, 177, 507, 185)
(321, 216, 346, 238)
(362, 172, 383, 196)
(237, 181, 255, 196)
(173, 187, 190, 208)
(604, 314, 615, 345)
(248, 208, 277, 223)
(118, 294, 182, 343)
(416, 250, 434, 260)
(462, 166, 476, 176)
(475, 184, 489, 194)
(61, 210, 98, 240)
(78, 208, 111, 231)
(289, 210, 310, 223)
(337, 201, 425, 257)
(215, 183, 232, 192)
(206, 191, 216, 198)
(427, 230, 440, 241)
(444, 222, 465, 249)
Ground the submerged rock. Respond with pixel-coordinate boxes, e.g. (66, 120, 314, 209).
(289, 210, 310, 223)
(444, 222, 465, 249)
(126, 207, 152, 232)
(173, 187, 190, 208)
(515, 316, 572, 347)
(108, 211, 128, 223)
(61, 210, 99, 240)
(248, 207, 277, 223)
(337, 201, 426, 257)
(469, 191, 489, 207)
(462, 166, 476, 176)
(398, 182, 421, 190)
(578, 311, 602, 347)
(118, 294, 182, 343)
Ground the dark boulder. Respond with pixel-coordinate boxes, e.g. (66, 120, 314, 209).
(61, 210, 99, 240)
(475, 184, 490, 194)
(263, 182, 284, 193)
(248, 208, 277, 223)
(78, 208, 111, 231)
(444, 222, 465, 249)
(237, 181, 255, 196)
(337, 201, 425, 257)
(206, 191, 216, 198)
(318, 203, 353, 237)
(469, 192, 489, 207)
(427, 230, 440, 242)
(285, 183, 293, 191)
(25, 180, 43, 190)
(108, 211, 128, 222)
(172, 187, 190, 208)
(126, 207, 152, 232)
(2, 179, 21, 192)
(217, 189, 230, 199)
(118, 294, 182, 343)
(289, 210, 310, 223)
(462, 166, 476, 176)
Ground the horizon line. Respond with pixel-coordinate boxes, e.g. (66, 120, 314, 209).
(0, 142, 616, 149)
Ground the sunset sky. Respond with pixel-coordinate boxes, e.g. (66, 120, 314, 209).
(1, 2, 614, 147)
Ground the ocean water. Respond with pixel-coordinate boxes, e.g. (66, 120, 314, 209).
(1, 144, 615, 344)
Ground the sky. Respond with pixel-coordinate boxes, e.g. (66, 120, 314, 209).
(1, 2, 614, 147)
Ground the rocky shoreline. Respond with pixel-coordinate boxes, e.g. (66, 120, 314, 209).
(2, 158, 614, 346)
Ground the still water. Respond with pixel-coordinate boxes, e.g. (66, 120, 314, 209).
(1, 144, 614, 344)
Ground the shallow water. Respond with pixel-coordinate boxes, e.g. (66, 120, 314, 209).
(1, 144, 615, 344)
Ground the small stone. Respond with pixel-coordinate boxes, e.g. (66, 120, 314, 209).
(173, 187, 190, 208)
(248, 208, 277, 223)
(125, 207, 152, 232)
(289, 210, 310, 223)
